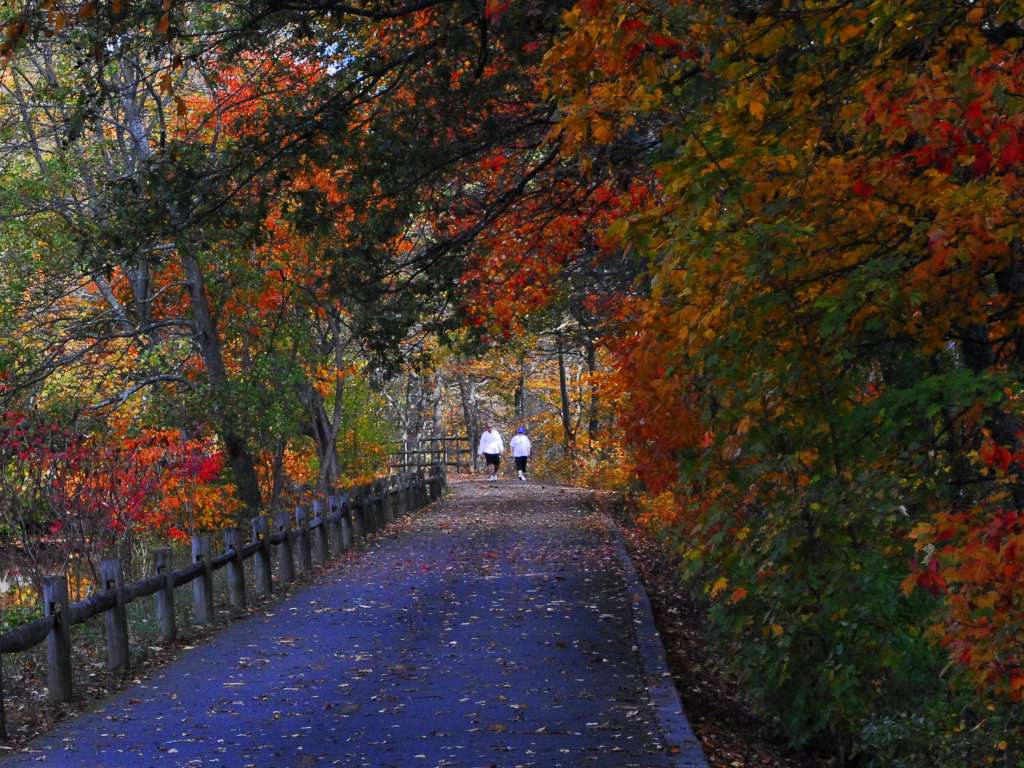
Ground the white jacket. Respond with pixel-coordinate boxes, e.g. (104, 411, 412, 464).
(478, 429, 504, 455)
(510, 434, 531, 457)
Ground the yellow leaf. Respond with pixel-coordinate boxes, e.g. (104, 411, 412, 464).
(839, 24, 865, 43)
(710, 576, 728, 598)
(899, 572, 918, 597)
(592, 118, 614, 144)
(748, 100, 765, 119)
(771, 623, 784, 637)
(967, 7, 984, 24)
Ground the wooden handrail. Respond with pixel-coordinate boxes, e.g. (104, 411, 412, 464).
(0, 465, 447, 739)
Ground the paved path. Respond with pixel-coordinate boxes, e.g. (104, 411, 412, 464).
(1, 480, 706, 768)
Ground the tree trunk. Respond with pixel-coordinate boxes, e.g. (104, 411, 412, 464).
(404, 371, 426, 449)
(431, 370, 444, 436)
(514, 353, 526, 421)
(268, 439, 288, 511)
(300, 382, 342, 492)
(180, 248, 263, 512)
(584, 337, 599, 446)
(557, 336, 574, 451)
(457, 375, 481, 471)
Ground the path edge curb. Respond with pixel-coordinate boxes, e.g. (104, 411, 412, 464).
(613, 531, 711, 768)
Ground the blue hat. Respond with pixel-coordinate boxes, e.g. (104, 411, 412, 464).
(517, 427, 526, 433)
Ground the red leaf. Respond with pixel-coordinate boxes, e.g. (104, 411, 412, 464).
(484, 0, 510, 23)
(650, 32, 681, 50)
(852, 179, 875, 197)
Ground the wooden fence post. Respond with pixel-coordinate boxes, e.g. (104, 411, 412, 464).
(43, 575, 72, 703)
(100, 559, 129, 671)
(350, 489, 364, 541)
(372, 481, 385, 531)
(384, 478, 396, 524)
(251, 517, 273, 597)
(393, 476, 402, 521)
(377, 479, 389, 527)
(327, 495, 344, 557)
(311, 501, 329, 563)
(431, 463, 445, 500)
(192, 535, 215, 625)
(338, 494, 354, 548)
(152, 548, 176, 643)
(295, 506, 313, 573)
(370, 483, 382, 532)
(0, 654, 5, 739)
(356, 486, 370, 534)
(401, 473, 412, 516)
(275, 512, 296, 584)
(224, 528, 247, 611)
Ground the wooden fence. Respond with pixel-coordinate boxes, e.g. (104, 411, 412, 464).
(0, 464, 448, 739)
(389, 435, 473, 473)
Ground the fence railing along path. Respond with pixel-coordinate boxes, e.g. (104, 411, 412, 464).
(0, 464, 448, 740)
(389, 434, 473, 474)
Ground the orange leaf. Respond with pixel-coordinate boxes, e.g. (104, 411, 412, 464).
(728, 587, 748, 605)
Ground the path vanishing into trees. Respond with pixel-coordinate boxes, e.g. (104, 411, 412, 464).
(0, 480, 706, 768)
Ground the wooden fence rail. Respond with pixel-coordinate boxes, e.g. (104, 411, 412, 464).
(0, 464, 448, 740)
(389, 435, 473, 473)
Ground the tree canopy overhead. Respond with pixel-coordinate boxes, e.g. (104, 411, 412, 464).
(3, 0, 1024, 763)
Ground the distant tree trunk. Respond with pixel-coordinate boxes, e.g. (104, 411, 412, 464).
(557, 336, 574, 451)
(180, 247, 263, 512)
(404, 371, 426, 448)
(299, 383, 342, 492)
(514, 353, 526, 421)
(431, 370, 444, 436)
(584, 337, 599, 446)
(268, 439, 288, 511)
(458, 375, 481, 471)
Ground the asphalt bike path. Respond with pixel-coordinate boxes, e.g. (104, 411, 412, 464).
(1, 480, 707, 768)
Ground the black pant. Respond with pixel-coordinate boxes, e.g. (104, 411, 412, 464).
(483, 452, 500, 468)
(515, 456, 528, 472)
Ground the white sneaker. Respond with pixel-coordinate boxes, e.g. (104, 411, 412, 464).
(518, 471, 525, 481)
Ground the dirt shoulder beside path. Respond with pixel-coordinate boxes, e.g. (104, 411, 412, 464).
(1, 479, 706, 768)
(608, 496, 830, 768)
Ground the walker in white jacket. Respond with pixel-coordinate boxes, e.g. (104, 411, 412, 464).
(478, 427, 504, 480)
(510, 430, 531, 481)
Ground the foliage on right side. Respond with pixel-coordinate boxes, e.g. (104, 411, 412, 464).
(534, 1, 1024, 764)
